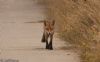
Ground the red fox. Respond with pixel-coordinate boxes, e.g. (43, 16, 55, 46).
(41, 20, 55, 50)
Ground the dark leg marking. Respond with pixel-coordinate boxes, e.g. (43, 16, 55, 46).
(48, 35, 53, 50)
(41, 33, 45, 42)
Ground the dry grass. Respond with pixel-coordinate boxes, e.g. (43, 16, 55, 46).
(39, 0, 100, 62)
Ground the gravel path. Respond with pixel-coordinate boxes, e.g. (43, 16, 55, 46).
(0, 0, 80, 62)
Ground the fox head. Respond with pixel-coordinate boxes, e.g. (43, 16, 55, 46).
(44, 20, 55, 35)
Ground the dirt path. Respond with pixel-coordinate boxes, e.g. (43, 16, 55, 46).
(0, 0, 80, 62)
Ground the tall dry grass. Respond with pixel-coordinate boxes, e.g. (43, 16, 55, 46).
(39, 0, 100, 62)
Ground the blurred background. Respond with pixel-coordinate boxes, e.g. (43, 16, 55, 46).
(0, 0, 100, 62)
(40, 0, 100, 62)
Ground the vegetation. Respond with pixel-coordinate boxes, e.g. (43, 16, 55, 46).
(39, 0, 100, 62)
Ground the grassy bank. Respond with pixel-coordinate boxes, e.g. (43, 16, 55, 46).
(39, 0, 100, 62)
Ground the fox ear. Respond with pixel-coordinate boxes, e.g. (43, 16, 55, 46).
(52, 20, 55, 26)
(44, 20, 47, 26)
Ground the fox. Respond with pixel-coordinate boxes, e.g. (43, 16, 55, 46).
(41, 20, 55, 50)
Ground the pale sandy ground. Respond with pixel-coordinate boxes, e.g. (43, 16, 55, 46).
(0, 0, 80, 62)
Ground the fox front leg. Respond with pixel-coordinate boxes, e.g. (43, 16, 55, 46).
(49, 35, 53, 50)
(41, 33, 45, 42)
(45, 34, 49, 49)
